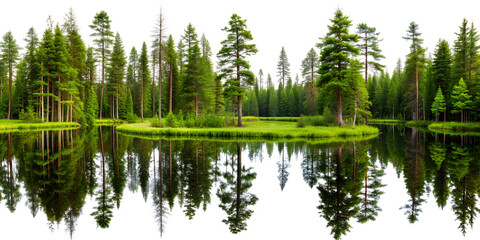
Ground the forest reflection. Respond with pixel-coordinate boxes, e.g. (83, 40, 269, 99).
(0, 125, 479, 239)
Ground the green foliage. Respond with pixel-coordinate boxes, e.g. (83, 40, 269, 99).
(19, 105, 41, 123)
(277, 46, 290, 86)
(85, 87, 98, 125)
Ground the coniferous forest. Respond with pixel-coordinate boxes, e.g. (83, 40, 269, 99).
(1, 8, 480, 127)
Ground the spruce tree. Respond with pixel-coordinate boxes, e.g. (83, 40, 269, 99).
(357, 23, 385, 84)
(452, 19, 469, 84)
(277, 46, 290, 87)
(89, 10, 114, 119)
(318, 9, 359, 125)
(217, 14, 258, 127)
(431, 87, 446, 122)
(1, 31, 20, 119)
(431, 39, 452, 121)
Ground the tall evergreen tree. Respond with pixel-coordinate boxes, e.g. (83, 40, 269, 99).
(139, 42, 151, 121)
(217, 14, 258, 127)
(89, 10, 114, 119)
(108, 33, 126, 119)
(153, 9, 166, 121)
(403, 22, 425, 120)
(431, 39, 452, 121)
(357, 23, 385, 84)
(1, 31, 20, 119)
(165, 35, 179, 113)
(452, 19, 469, 84)
(317, 10, 359, 125)
(301, 48, 318, 115)
(277, 46, 290, 87)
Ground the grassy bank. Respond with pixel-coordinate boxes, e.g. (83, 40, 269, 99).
(118, 131, 378, 143)
(0, 120, 80, 132)
(428, 122, 480, 131)
(405, 120, 433, 128)
(116, 120, 379, 139)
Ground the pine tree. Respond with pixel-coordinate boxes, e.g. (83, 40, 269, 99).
(451, 78, 472, 122)
(452, 19, 469, 84)
(431, 87, 446, 122)
(357, 23, 385, 84)
(318, 9, 359, 125)
(23, 27, 41, 114)
(1, 31, 20, 119)
(345, 60, 371, 129)
(277, 46, 290, 86)
(403, 22, 426, 120)
(268, 86, 278, 117)
(467, 22, 479, 82)
(217, 14, 258, 127)
(301, 48, 318, 115)
(85, 86, 98, 125)
(89, 10, 114, 119)
(52, 25, 71, 122)
(153, 9, 166, 121)
(431, 39, 452, 121)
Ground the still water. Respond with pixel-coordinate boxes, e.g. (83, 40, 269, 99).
(0, 125, 479, 240)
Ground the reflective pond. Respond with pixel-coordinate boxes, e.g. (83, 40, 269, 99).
(1, 125, 480, 239)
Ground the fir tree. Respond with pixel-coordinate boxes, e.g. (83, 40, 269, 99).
(451, 78, 472, 122)
(431, 87, 446, 122)
(108, 33, 126, 119)
(139, 42, 151, 121)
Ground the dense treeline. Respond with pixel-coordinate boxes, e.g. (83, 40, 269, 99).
(1, 8, 480, 125)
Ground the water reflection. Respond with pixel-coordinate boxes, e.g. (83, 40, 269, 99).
(0, 125, 480, 239)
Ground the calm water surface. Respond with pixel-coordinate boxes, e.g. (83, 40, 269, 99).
(1, 125, 480, 239)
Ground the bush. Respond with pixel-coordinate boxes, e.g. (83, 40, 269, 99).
(297, 115, 306, 128)
(166, 111, 176, 127)
(185, 113, 195, 128)
(204, 113, 225, 128)
(307, 115, 326, 126)
(151, 116, 161, 127)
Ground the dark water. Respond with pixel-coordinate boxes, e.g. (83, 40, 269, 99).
(0, 125, 479, 240)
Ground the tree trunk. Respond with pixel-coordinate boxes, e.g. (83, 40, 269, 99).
(141, 70, 144, 122)
(353, 95, 357, 129)
(8, 63, 13, 119)
(364, 32, 369, 124)
(99, 37, 105, 120)
(169, 67, 173, 112)
(58, 77, 62, 122)
(152, 58, 156, 118)
(338, 87, 343, 125)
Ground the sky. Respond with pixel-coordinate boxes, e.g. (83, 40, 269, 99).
(1, 0, 480, 86)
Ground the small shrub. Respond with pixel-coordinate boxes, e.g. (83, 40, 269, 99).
(19, 106, 41, 123)
(151, 116, 161, 127)
(194, 116, 203, 128)
(176, 112, 184, 127)
(126, 113, 138, 123)
(297, 115, 306, 128)
(204, 113, 225, 128)
(166, 111, 176, 127)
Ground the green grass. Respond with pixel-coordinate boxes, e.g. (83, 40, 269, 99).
(428, 122, 480, 131)
(115, 120, 379, 139)
(0, 119, 80, 132)
(95, 118, 126, 125)
(369, 119, 406, 123)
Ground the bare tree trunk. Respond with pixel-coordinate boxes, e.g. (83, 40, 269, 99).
(169, 67, 173, 112)
(8, 63, 13, 119)
(58, 77, 62, 122)
(99, 39, 105, 120)
(353, 95, 357, 129)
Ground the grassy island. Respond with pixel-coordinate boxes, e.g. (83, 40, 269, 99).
(115, 121, 379, 139)
(0, 120, 80, 132)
